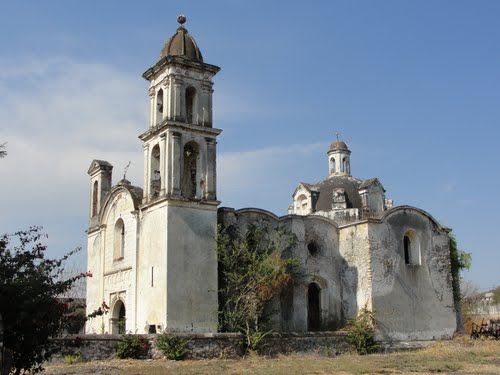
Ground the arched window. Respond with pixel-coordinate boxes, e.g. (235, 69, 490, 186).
(185, 86, 196, 123)
(150, 144, 161, 198)
(307, 283, 321, 331)
(156, 89, 163, 124)
(92, 181, 98, 217)
(403, 230, 421, 266)
(182, 141, 199, 198)
(114, 218, 125, 260)
(330, 157, 336, 174)
(342, 157, 346, 173)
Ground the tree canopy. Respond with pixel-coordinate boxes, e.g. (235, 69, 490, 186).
(0, 227, 89, 374)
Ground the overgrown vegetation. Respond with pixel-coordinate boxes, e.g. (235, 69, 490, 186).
(0, 227, 90, 374)
(156, 334, 190, 360)
(63, 352, 82, 365)
(449, 234, 472, 305)
(345, 308, 379, 355)
(217, 222, 298, 352)
(115, 335, 149, 359)
(448, 233, 472, 328)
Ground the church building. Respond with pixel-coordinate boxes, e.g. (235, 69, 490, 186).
(86, 16, 457, 341)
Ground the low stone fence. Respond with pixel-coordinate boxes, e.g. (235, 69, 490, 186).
(51, 331, 350, 361)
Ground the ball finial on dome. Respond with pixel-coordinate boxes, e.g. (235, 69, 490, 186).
(177, 14, 186, 25)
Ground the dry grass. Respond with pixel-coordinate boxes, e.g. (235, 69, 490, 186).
(44, 337, 500, 375)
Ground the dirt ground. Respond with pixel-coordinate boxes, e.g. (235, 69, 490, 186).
(44, 337, 500, 375)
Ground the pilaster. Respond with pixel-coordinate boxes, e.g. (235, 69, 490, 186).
(171, 132, 182, 195)
(143, 143, 150, 202)
(160, 134, 167, 195)
(206, 138, 216, 200)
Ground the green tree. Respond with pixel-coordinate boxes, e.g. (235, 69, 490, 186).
(0, 227, 90, 374)
(217, 222, 298, 351)
(0, 142, 6, 158)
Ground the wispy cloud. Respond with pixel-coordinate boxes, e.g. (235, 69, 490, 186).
(0, 57, 148, 262)
(0, 55, 325, 263)
(219, 141, 324, 192)
(440, 182, 456, 193)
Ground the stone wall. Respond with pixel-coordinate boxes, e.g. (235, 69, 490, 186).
(51, 332, 350, 361)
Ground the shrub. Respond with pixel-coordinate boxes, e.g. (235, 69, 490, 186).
(156, 334, 190, 360)
(345, 308, 379, 355)
(63, 352, 82, 365)
(116, 335, 149, 359)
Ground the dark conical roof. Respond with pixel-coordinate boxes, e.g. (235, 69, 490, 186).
(160, 16, 203, 62)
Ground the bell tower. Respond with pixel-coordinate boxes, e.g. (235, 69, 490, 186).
(137, 15, 221, 332)
(141, 15, 220, 203)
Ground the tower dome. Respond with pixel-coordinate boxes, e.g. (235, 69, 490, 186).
(160, 15, 203, 62)
(329, 140, 349, 152)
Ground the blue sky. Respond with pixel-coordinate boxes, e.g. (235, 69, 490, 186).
(0, 1, 498, 289)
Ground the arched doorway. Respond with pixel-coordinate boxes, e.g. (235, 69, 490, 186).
(111, 300, 126, 334)
(307, 283, 321, 331)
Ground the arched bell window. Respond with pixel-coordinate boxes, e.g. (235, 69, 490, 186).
(156, 89, 164, 124)
(330, 157, 336, 174)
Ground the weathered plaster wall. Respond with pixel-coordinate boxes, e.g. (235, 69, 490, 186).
(136, 201, 167, 333)
(85, 232, 102, 333)
(338, 222, 372, 319)
(369, 207, 456, 340)
(165, 202, 218, 332)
